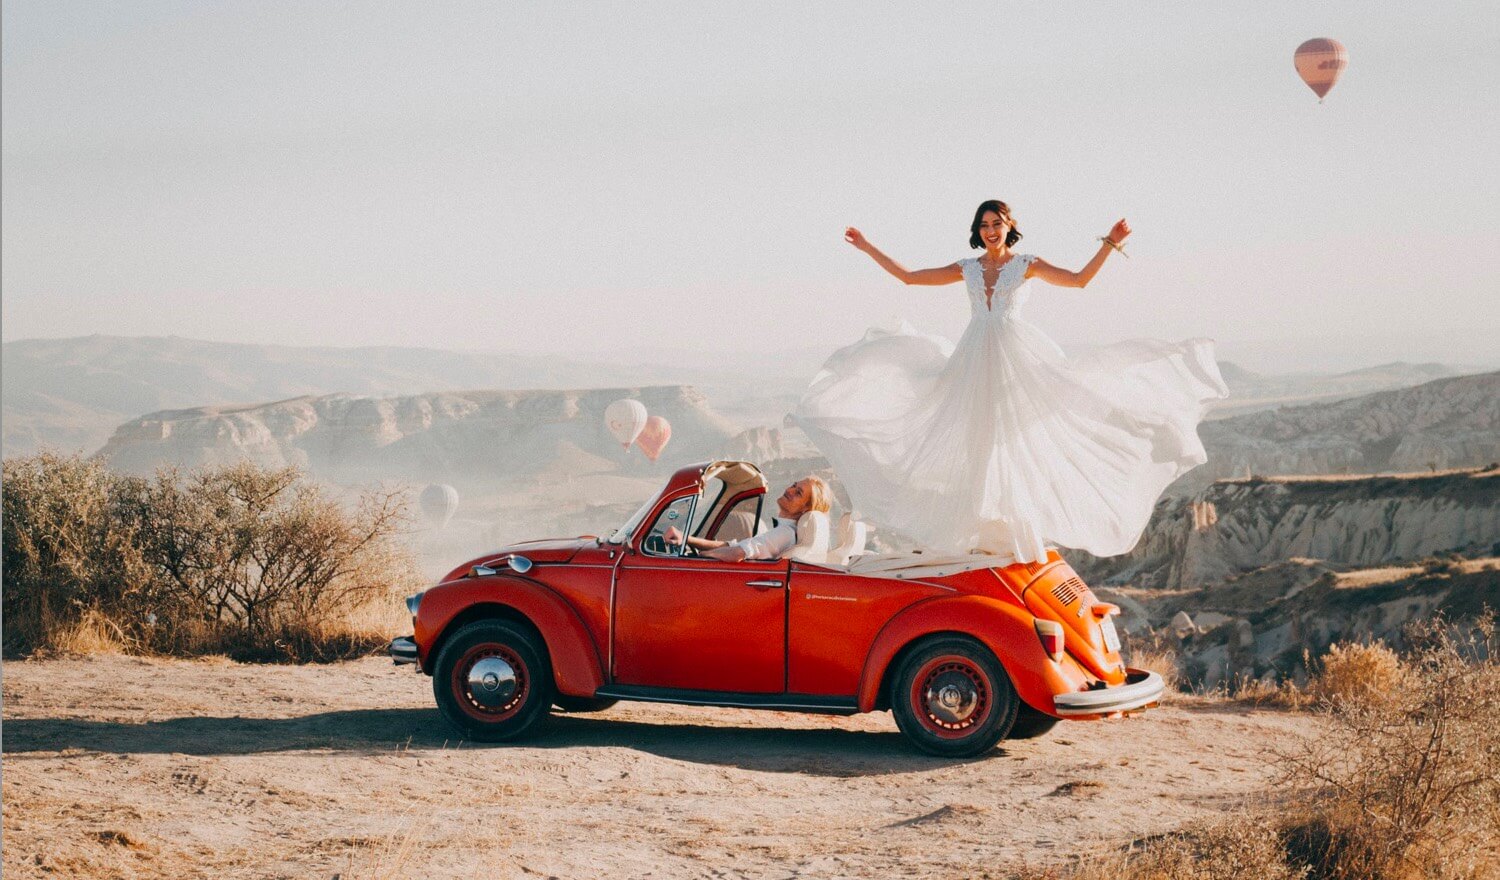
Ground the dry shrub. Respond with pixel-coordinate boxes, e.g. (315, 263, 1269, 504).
(1038, 615, 1500, 880)
(1, 451, 155, 656)
(3, 452, 422, 661)
(1309, 640, 1407, 708)
(1277, 613, 1500, 879)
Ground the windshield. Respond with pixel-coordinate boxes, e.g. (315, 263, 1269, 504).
(606, 495, 659, 545)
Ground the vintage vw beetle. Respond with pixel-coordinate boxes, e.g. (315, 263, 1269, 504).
(390, 460, 1162, 757)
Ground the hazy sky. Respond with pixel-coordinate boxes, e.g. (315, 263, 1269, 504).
(4, 1, 1498, 371)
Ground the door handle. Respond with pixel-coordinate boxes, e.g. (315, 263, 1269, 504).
(745, 579, 784, 589)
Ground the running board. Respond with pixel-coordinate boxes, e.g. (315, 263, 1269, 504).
(594, 685, 859, 715)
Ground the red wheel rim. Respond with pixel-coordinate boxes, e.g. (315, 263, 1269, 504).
(909, 654, 992, 739)
(451, 642, 529, 722)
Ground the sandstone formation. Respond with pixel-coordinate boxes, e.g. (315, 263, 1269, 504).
(1183, 370, 1500, 492)
(96, 386, 741, 493)
(1074, 467, 1500, 590)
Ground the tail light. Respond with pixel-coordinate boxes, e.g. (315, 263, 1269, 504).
(1035, 619, 1065, 663)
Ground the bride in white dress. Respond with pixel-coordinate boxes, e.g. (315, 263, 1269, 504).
(792, 199, 1228, 564)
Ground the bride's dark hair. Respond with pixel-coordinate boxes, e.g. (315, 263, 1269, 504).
(969, 200, 1023, 249)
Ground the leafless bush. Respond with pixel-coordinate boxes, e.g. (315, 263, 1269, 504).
(3, 453, 421, 661)
(1276, 613, 1500, 879)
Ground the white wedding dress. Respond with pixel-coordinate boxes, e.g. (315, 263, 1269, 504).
(792, 253, 1229, 564)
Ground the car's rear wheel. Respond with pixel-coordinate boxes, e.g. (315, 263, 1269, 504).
(891, 636, 1018, 757)
(1006, 702, 1061, 740)
(553, 696, 618, 714)
(433, 620, 554, 742)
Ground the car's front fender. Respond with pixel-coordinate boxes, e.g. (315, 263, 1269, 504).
(416, 574, 605, 698)
(857, 595, 1093, 715)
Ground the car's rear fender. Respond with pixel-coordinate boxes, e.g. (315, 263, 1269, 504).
(416, 574, 605, 698)
(857, 595, 1093, 715)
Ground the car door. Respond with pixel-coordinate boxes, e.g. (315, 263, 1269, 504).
(612, 494, 788, 693)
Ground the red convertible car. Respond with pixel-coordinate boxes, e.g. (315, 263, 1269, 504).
(389, 460, 1162, 756)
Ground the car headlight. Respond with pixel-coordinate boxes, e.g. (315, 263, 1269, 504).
(405, 592, 425, 616)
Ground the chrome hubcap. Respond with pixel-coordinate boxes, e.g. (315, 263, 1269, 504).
(466, 656, 518, 708)
(925, 673, 980, 726)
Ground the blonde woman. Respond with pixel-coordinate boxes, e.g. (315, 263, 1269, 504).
(669, 477, 831, 562)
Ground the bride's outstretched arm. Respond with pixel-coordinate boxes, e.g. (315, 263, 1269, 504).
(844, 227, 963, 286)
(1027, 219, 1132, 289)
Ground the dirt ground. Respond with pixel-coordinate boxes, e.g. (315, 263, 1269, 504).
(2, 655, 1322, 879)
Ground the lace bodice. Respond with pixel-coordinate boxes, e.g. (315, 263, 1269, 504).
(958, 254, 1035, 319)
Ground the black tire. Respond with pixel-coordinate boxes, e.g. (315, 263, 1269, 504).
(1006, 702, 1061, 740)
(432, 619, 554, 742)
(890, 636, 1019, 758)
(553, 696, 619, 714)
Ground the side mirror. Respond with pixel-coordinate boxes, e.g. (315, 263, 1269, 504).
(507, 555, 534, 574)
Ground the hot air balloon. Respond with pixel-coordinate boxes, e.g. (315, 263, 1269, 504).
(604, 398, 649, 449)
(419, 483, 459, 529)
(635, 415, 672, 462)
(1294, 38, 1347, 101)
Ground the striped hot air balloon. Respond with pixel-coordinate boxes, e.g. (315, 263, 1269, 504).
(1294, 38, 1348, 101)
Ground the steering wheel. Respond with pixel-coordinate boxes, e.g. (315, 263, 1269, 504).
(643, 532, 697, 557)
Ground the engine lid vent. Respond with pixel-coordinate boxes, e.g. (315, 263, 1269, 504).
(1051, 577, 1084, 606)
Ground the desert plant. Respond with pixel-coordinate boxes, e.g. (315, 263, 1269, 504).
(1, 451, 156, 655)
(3, 453, 421, 661)
(1277, 613, 1500, 879)
(123, 462, 417, 659)
(1307, 640, 1407, 709)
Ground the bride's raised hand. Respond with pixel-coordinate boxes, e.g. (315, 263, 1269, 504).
(1106, 218, 1131, 244)
(844, 227, 870, 251)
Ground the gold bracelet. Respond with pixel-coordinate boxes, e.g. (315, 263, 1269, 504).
(1098, 236, 1129, 258)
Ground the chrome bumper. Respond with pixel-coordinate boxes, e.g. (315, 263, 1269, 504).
(1053, 668, 1164, 717)
(389, 636, 419, 665)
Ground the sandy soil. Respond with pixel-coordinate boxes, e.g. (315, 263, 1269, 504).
(2, 655, 1322, 879)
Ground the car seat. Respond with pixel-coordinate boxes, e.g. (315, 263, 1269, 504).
(789, 510, 830, 564)
(828, 514, 868, 566)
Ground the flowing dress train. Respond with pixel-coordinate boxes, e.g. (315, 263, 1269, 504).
(792, 254, 1228, 563)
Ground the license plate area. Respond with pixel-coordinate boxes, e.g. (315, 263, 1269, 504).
(1100, 616, 1121, 653)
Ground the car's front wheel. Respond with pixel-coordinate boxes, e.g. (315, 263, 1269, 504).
(433, 620, 554, 742)
(891, 636, 1019, 757)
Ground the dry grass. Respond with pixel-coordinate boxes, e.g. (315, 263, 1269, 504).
(1127, 646, 1180, 695)
(336, 811, 440, 880)
(49, 607, 133, 656)
(1023, 816, 1308, 880)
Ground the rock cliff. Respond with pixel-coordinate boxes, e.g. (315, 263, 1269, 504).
(1183, 371, 1500, 492)
(1074, 467, 1500, 590)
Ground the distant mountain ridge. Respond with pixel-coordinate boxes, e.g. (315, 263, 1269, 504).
(95, 385, 741, 493)
(1, 335, 768, 455)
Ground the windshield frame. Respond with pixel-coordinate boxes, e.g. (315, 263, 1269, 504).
(605, 495, 659, 545)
